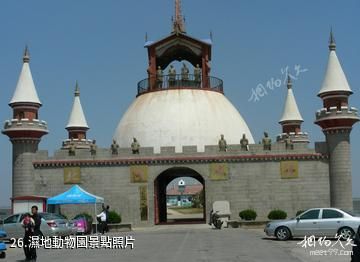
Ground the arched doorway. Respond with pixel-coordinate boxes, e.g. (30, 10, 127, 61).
(154, 167, 206, 224)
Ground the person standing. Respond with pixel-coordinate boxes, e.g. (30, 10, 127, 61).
(97, 207, 107, 234)
(29, 205, 42, 261)
(21, 213, 34, 261)
(105, 205, 110, 233)
(352, 225, 360, 262)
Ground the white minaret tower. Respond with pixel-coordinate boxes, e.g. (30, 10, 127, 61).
(62, 82, 92, 149)
(278, 75, 309, 143)
(315, 30, 359, 210)
(2, 46, 48, 197)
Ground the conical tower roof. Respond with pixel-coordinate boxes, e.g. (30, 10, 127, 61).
(9, 46, 41, 105)
(318, 30, 352, 96)
(66, 82, 89, 129)
(279, 76, 303, 123)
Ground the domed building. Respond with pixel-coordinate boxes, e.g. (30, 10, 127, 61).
(114, 89, 254, 153)
(114, 14, 254, 153)
(2, 2, 358, 226)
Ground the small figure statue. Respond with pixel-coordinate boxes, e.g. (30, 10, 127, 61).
(156, 66, 163, 88)
(262, 132, 272, 150)
(284, 134, 293, 150)
(131, 138, 140, 154)
(181, 63, 189, 82)
(146, 60, 152, 76)
(240, 133, 249, 151)
(194, 64, 201, 86)
(205, 56, 211, 75)
(218, 134, 227, 152)
(69, 141, 76, 156)
(111, 139, 119, 155)
(168, 65, 176, 87)
(90, 140, 97, 156)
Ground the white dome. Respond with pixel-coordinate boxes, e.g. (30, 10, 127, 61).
(114, 89, 254, 153)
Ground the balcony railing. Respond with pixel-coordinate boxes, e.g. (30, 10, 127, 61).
(137, 74, 223, 96)
(3, 118, 48, 132)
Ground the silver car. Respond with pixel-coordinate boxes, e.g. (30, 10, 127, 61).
(0, 212, 73, 239)
(264, 208, 360, 241)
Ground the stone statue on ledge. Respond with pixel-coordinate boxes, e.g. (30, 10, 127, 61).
(218, 134, 227, 152)
(131, 138, 140, 154)
(111, 139, 119, 155)
(156, 66, 163, 88)
(262, 132, 272, 151)
(284, 134, 294, 150)
(90, 140, 97, 156)
(181, 63, 189, 81)
(240, 133, 249, 151)
(168, 65, 176, 87)
(194, 64, 201, 85)
(69, 141, 76, 156)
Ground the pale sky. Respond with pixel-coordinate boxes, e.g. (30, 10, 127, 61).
(0, 0, 359, 207)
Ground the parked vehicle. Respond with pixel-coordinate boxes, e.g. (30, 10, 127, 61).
(40, 213, 74, 237)
(0, 212, 73, 239)
(0, 230, 6, 259)
(265, 208, 360, 241)
(70, 214, 92, 235)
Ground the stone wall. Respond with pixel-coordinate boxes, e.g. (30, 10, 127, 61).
(29, 141, 330, 226)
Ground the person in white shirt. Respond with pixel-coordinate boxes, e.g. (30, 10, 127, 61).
(97, 208, 107, 234)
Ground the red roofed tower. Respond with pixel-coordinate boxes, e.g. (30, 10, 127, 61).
(2, 47, 48, 197)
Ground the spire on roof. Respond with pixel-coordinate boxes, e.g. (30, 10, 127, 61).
(172, 0, 186, 34)
(329, 27, 336, 51)
(74, 81, 80, 96)
(286, 74, 292, 89)
(9, 46, 41, 106)
(23, 45, 30, 63)
(318, 31, 352, 96)
(66, 81, 89, 129)
(279, 76, 303, 123)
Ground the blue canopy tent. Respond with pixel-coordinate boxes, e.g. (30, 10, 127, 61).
(47, 185, 104, 233)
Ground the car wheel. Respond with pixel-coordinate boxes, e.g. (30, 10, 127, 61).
(275, 226, 291, 241)
(338, 227, 354, 240)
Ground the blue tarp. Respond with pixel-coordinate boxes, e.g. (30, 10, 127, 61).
(47, 185, 104, 205)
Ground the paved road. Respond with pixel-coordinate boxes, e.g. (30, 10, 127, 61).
(4, 225, 354, 262)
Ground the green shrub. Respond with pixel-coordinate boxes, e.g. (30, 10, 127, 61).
(296, 210, 305, 217)
(108, 210, 122, 224)
(239, 209, 257, 221)
(268, 209, 287, 220)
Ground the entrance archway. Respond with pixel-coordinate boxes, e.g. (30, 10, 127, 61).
(154, 167, 206, 224)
